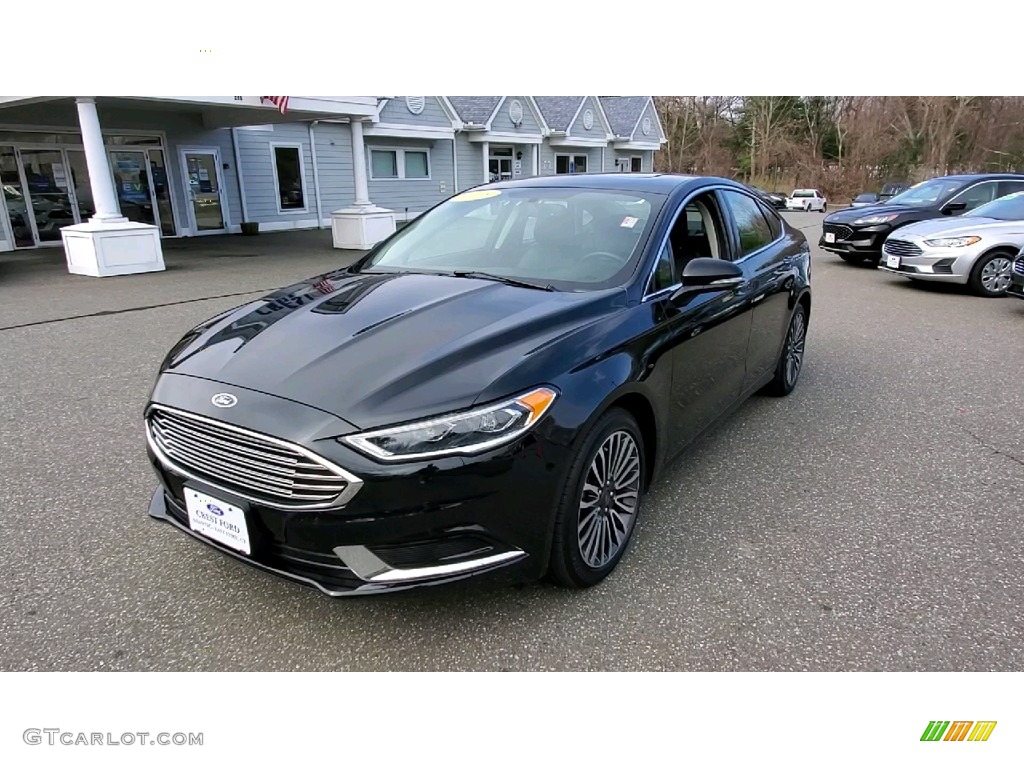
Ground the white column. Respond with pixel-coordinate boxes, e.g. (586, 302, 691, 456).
(350, 118, 371, 207)
(532, 144, 539, 177)
(481, 141, 489, 183)
(75, 97, 126, 223)
(330, 117, 395, 250)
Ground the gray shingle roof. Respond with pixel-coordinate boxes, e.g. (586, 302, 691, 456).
(599, 96, 650, 138)
(534, 97, 586, 132)
(446, 97, 502, 125)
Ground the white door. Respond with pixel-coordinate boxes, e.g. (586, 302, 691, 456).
(180, 148, 228, 234)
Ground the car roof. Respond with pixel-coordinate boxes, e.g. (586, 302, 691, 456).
(482, 173, 739, 195)
(927, 173, 1024, 182)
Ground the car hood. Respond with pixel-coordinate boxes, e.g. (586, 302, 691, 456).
(161, 269, 626, 430)
(889, 216, 1024, 240)
(825, 203, 932, 223)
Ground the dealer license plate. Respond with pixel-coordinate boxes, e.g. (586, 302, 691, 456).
(184, 487, 251, 554)
(824, 232, 836, 243)
(886, 254, 901, 269)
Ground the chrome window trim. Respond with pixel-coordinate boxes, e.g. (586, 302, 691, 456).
(145, 404, 364, 510)
(642, 185, 783, 302)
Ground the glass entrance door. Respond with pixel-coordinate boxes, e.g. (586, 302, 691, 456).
(489, 147, 514, 182)
(19, 149, 78, 244)
(182, 150, 226, 233)
(111, 150, 158, 228)
(1, 146, 34, 247)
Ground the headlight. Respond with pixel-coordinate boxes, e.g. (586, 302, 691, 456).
(852, 213, 899, 225)
(923, 235, 981, 248)
(342, 387, 558, 461)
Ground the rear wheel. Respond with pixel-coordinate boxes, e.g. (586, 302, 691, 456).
(822, 203, 828, 212)
(548, 409, 645, 588)
(969, 251, 1014, 297)
(763, 304, 807, 397)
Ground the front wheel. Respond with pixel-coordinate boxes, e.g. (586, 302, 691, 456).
(969, 251, 1013, 297)
(763, 304, 807, 397)
(548, 409, 645, 588)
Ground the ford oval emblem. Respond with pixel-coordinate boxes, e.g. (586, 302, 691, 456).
(211, 393, 237, 408)
(206, 503, 225, 516)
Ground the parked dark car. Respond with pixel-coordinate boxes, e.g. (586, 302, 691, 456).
(1008, 248, 1024, 300)
(820, 174, 1024, 265)
(851, 192, 880, 208)
(878, 182, 910, 202)
(751, 186, 787, 210)
(145, 174, 812, 597)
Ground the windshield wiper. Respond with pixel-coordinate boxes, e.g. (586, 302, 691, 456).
(450, 271, 555, 291)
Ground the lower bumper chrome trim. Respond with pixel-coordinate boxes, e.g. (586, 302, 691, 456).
(333, 545, 526, 584)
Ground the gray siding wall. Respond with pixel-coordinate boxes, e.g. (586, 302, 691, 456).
(234, 122, 318, 226)
(364, 137, 455, 217)
(455, 134, 483, 191)
(610, 149, 654, 172)
(634, 99, 660, 142)
(489, 97, 542, 135)
(540, 143, 603, 176)
(313, 122, 355, 215)
(568, 97, 607, 140)
(377, 97, 452, 128)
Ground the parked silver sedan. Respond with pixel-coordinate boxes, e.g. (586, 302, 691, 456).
(879, 192, 1024, 296)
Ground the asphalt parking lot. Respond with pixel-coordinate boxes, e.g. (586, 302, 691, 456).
(1, 213, 1022, 671)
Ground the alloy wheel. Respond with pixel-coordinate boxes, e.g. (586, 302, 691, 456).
(784, 309, 806, 387)
(980, 256, 1012, 294)
(577, 430, 641, 569)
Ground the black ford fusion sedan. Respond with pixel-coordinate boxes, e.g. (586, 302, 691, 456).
(821, 174, 1024, 266)
(145, 174, 811, 597)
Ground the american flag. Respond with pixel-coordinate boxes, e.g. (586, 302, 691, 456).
(312, 278, 336, 295)
(261, 96, 290, 115)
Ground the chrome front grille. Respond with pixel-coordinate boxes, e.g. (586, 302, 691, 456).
(883, 239, 923, 258)
(823, 223, 853, 240)
(1014, 258, 1024, 275)
(147, 406, 360, 508)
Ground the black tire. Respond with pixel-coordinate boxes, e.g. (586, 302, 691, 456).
(548, 408, 645, 588)
(822, 203, 828, 213)
(968, 250, 1015, 297)
(763, 303, 808, 397)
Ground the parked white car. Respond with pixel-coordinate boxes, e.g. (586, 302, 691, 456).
(786, 189, 828, 212)
(879, 191, 1024, 297)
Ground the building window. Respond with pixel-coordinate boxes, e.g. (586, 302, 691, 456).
(631, 156, 643, 173)
(369, 148, 431, 180)
(555, 154, 588, 174)
(271, 144, 306, 212)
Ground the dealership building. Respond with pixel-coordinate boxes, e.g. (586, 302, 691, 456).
(0, 96, 666, 276)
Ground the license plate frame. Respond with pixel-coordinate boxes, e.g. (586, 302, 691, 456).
(824, 232, 836, 243)
(184, 487, 251, 555)
(886, 254, 901, 269)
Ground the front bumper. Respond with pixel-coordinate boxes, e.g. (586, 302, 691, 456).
(877, 244, 977, 284)
(819, 223, 891, 257)
(145, 376, 565, 596)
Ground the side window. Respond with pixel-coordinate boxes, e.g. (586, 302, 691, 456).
(998, 181, 1024, 198)
(648, 241, 676, 293)
(720, 190, 774, 258)
(950, 181, 999, 211)
(756, 200, 783, 239)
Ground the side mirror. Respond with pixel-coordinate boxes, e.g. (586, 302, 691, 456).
(942, 202, 967, 215)
(670, 258, 744, 303)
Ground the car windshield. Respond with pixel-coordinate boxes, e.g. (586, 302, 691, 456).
(357, 187, 664, 291)
(791, 190, 813, 198)
(966, 191, 1024, 221)
(885, 178, 966, 207)
(854, 193, 877, 202)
